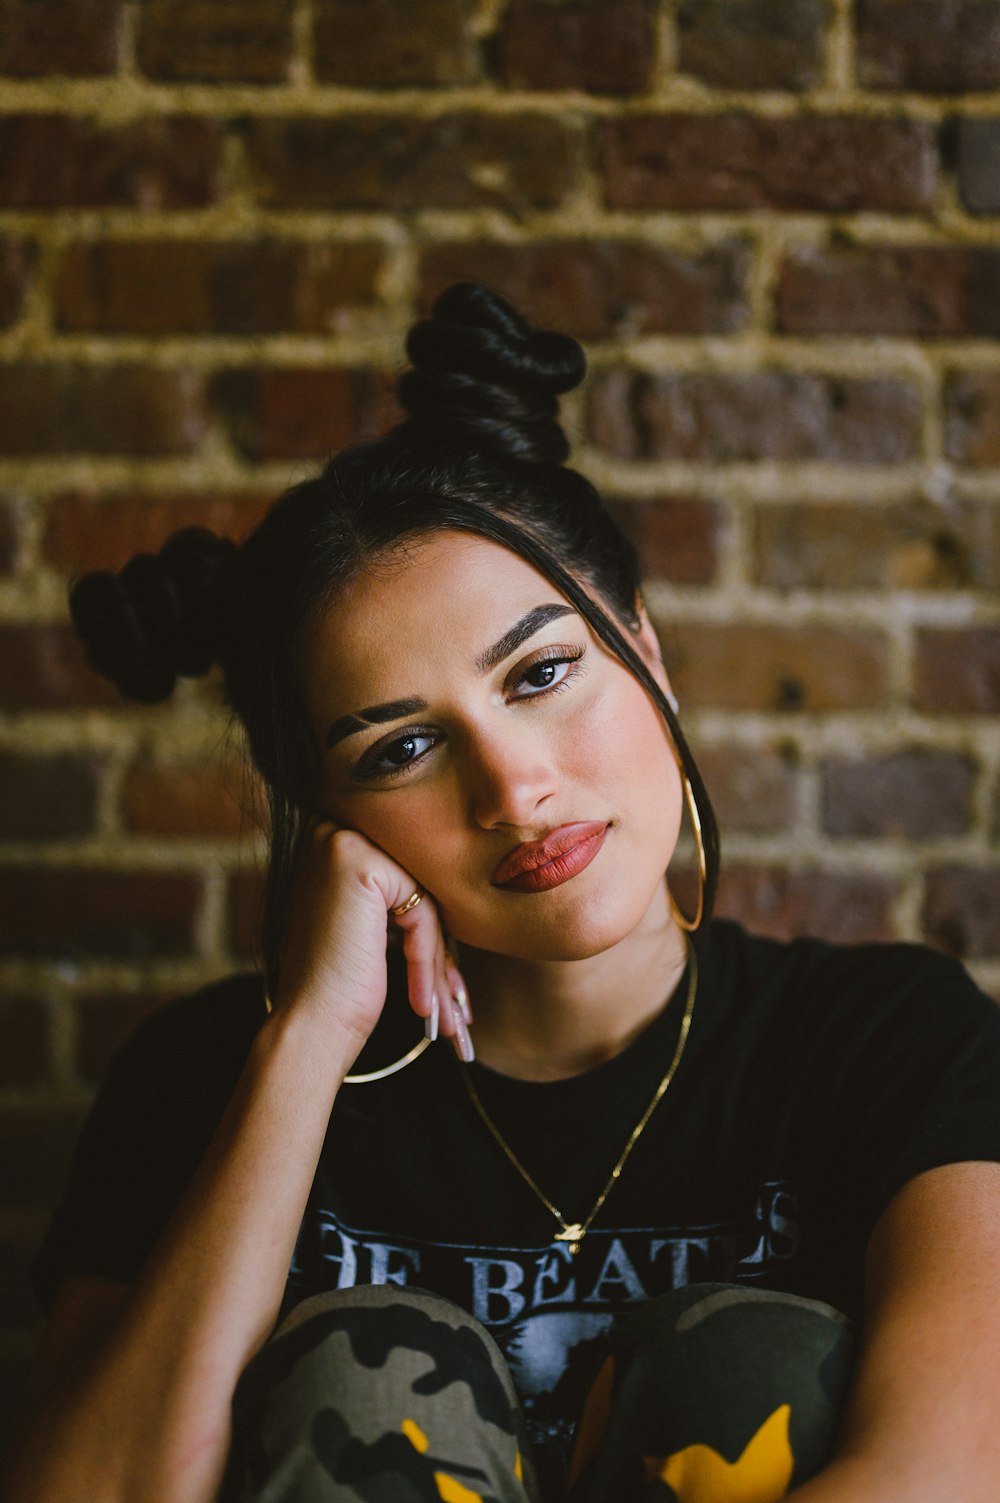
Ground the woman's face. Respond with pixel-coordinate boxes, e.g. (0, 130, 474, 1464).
(305, 531, 683, 963)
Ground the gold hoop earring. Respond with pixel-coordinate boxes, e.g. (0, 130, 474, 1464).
(670, 765, 706, 933)
(263, 992, 431, 1083)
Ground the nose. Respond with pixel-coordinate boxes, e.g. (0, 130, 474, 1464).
(464, 726, 560, 830)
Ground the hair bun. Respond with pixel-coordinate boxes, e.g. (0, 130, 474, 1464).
(398, 283, 586, 465)
(69, 527, 236, 703)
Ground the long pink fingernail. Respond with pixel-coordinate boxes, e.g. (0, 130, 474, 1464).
(453, 983, 472, 1025)
(425, 992, 439, 1042)
(452, 1001, 474, 1062)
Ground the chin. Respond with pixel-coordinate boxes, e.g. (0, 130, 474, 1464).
(450, 886, 660, 965)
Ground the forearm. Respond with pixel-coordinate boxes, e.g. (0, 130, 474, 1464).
(7, 1006, 360, 1503)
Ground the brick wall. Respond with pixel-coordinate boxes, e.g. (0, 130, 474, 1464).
(3, 0, 1000, 1436)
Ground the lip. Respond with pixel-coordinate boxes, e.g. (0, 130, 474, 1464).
(491, 821, 609, 893)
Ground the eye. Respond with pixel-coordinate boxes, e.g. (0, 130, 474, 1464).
(355, 729, 437, 783)
(510, 649, 585, 699)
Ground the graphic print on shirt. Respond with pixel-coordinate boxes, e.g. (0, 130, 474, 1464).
(286, 1180, 800, 1452)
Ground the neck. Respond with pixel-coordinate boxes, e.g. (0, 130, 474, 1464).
(457, 885, 689, 1081)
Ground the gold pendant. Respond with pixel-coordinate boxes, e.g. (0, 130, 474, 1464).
(555, 1223, 584, 1255)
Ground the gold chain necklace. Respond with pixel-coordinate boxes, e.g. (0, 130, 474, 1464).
(457, 943, 698, 1256)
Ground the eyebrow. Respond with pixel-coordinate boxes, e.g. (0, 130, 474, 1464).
(326, 602, 578, 749)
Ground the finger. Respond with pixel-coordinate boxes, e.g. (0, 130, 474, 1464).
(445, 954, 471, 1025)
(395, 894, 439, 1026)
(435, 930, 460, 1039)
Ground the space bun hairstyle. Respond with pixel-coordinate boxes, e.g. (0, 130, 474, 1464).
(70, 283, 719, 988)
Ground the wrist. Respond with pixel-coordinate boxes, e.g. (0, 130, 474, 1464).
(257, 995, 366, 1087)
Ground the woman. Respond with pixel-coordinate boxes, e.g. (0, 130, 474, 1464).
(5, 284, 1000, 1503)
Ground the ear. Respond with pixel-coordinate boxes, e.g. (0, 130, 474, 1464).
(633, 594, 675, 704)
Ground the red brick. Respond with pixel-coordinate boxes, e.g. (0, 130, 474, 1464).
(711, 866, 898, 944)
(229, 866, 264, 960)
(74, 993, 171, 1084)
(677, 0, 826, 90)
(752, 500, 995, 591)
(244, 114, 584, 212)
(420, 239, 749, 339)
(0, 752, 102, 839)
(923, 866, 1000, 959)
(608, 496, 721, 584)
(957, 119, 1000, 215)
(44, 490, 273, 574)
(602, 114, 936, 213)
(944, 371, 1000, 467)
(123, 757, 255, 839)
(55, 239, 384, 337)
(0, 867, 202, 959)
(0, 625, 118, 710)
(657, 620, 890, 711)
(0, 0, 124, 76)
(857, 0, 1000, 92)
(0, 364, 207, 457)
(0, 997, 49, 1089)
(315, 0, 479, 86)
(821, 750, 975, 838)
(0, 493, 23, 576)
(0, 115, 222, 210)
(212, 367, 398, 462)
(497, 0, 652, 93)
(776, 245, 1000, 338)
(913, 628, 1000, 714)
(138, 0, 293, 82)
(0, 1107, 85, 1212)
(588, 370, 920, 464)
(0, 236, 35, 329)
(695, 742, 799, 834)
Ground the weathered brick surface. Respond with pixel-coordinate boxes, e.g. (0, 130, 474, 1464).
(677, 0, 826, 91)
(923, 866, 1000, 958)
(0, 626, 118, 710)
(957, 119, 1000, 215)
(55, 240, 384, 337)
(420, 240, 749, 338)
(244, 114, 584, 212)
(602, 115, 937, 213)
(137, 0, 294, 82)
(608, 496, 721, 584)
(0, 998, 49, 1090)
(0, 237, 35, 330)
(776, 246, 1000, 338)
(713, 866, 899, 944)
(0, 0, 124, 77)
(913, 628, 1000, 714)
(752, 500, 998, 591)
(497, 0, 653, 93)
(857, 0, 1000, 93)
(657, 620, 890, 711)
(122, 758, 250, 839)
(212, 368, 397, 462)
(0, 495, 21, 577)
(0, 116, 222, 211)
(0, 752, 102, 840)
(821, 750, 975, 838)
(0, 365, 207, 457)
(944, 371, 1000, 466)
(696, 742, 799, 834)
(315, 0, 480, 86)
(0, 869, 203, 960)
(588, 371, 921, 463)
(74, 993, 174, 1085)
(44, 491, 273, 574)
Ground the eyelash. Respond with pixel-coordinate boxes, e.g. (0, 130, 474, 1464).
(353, 647, 587, 784)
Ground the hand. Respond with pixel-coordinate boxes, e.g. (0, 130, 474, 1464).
(268, 818, 472, 1064)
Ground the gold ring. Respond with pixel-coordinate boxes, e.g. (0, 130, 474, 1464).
(390, 888, 423, 917)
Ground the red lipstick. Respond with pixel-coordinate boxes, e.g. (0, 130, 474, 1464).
(492, 821, 609, 893)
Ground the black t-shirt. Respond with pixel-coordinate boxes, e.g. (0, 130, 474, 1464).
(31, 920, 1000, 1471)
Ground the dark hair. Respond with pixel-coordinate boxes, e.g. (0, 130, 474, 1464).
(70, 283, 719, 986)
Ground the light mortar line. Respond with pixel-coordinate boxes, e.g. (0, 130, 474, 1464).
(825, 0, 855, 94)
